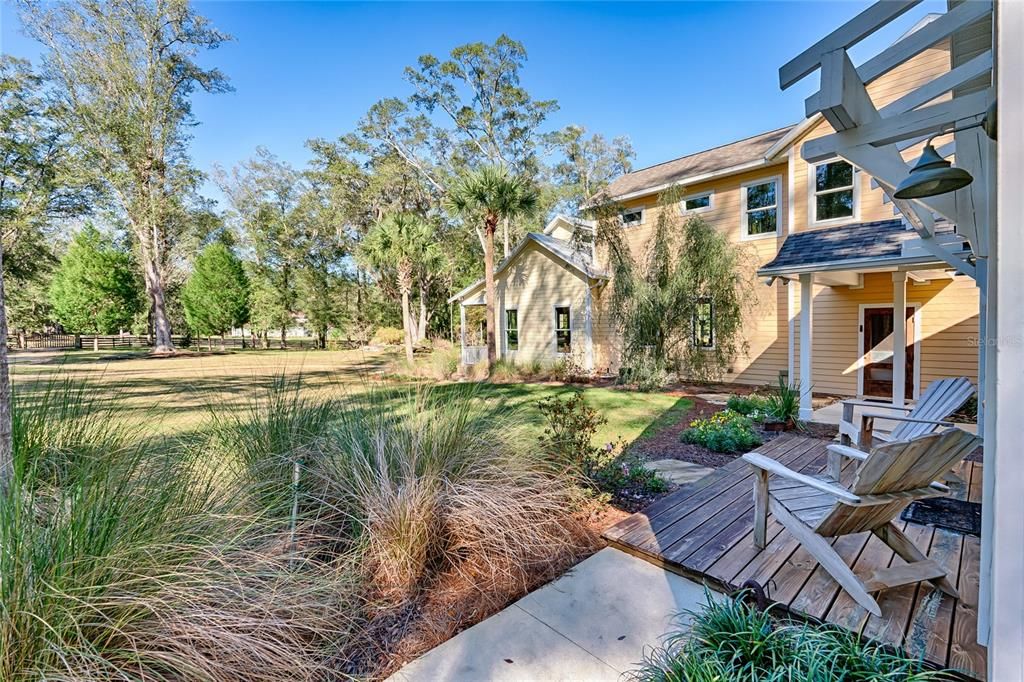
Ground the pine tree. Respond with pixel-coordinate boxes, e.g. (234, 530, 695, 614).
(49, 226, 144, 334)
(181, 243, 250, 338)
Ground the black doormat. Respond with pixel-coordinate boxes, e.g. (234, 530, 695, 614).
(901, 498, 981, 536)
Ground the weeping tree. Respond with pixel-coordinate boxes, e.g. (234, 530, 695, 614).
(597, 189, 755, 383)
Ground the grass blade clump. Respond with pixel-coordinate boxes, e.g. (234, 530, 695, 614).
(629, 592, 951, 682)
(1, 377, 359, 681)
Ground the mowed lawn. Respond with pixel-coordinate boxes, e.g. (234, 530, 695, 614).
(9, 348, 691, 446)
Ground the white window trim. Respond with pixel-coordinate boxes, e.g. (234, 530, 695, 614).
(620, 205, 645, 228)
(693, 298, 716, 350)
(739, 175, 782, 241)
(553, 304, 572, 356)
(680, 190, 714, 215)
(808, 158, 861, 227)
(504, 308, 518, 353)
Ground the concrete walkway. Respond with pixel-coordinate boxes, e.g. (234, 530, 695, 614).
(388, 548, 714, 682)
(811, 400, 978, 435)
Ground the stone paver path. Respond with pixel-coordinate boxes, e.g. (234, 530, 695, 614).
(647, 459, 715, 485)
(388, 547, 715, 682)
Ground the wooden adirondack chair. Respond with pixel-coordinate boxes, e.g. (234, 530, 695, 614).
(743, 428, 981, 617)
(838, 377, 976, 449)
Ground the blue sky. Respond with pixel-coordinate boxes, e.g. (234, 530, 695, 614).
(1, 1, 943, 206)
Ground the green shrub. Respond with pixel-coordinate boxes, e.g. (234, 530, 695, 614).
(725, 394, 770, 417)
(618, 350, 669, 391)
(630, 593, 946, 681)
(429, 345, 460, 379)
(538, 392, 666, 499)
(371, 326, 405, 345)
(681, 409, 761, 453)
(765, 375, 801, 423)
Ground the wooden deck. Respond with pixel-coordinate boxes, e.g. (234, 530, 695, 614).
(604, 434, 986, 680)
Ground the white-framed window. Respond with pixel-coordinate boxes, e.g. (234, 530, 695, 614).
(681, 190, 714, 214)
(740, 176, 781, 239)
(693, 299, 714, 349)
(554, 306, 571, 354)
(810, 158, 858, 224)
(505, 309, 518, 351)
(621, 206, 644, 228)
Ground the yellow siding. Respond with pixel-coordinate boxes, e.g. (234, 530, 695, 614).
(578, 32, 977, 395)
(791, 43, 953, 232)
(791, 272, 979, 396)
(463, 243, 591, 366)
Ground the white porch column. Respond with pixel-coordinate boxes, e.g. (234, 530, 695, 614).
(584, 284, 595, 372)
(459, 303, 467, 364)
(891, 272, 908, 406)
(798, 273, 814, 421)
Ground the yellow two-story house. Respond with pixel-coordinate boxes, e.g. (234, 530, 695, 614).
(451, 18, 981, 415)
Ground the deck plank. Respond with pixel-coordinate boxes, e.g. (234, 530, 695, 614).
(601, 434, 986, 680)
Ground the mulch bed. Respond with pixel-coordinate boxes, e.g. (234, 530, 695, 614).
(626, 384, 840, 470)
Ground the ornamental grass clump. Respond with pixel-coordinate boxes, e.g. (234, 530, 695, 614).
(1, 378, 359, 681)
(681, 409, 762, 453)
(630, 593, 949, 682)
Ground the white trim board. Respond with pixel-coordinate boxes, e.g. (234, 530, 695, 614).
(855, 302, 922, 401)
(740, 174, 783, 241)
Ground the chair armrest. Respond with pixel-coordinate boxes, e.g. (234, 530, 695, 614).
(826, 443, 869, 461)
(742, 452, 861, 505)
(860, 412, 954, 427)
(841, 399, 913, 412)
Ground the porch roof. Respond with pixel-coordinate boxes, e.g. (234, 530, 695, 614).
(758, 219, 968, 277)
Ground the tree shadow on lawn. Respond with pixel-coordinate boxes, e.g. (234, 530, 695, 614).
(341, 381, 695, 449)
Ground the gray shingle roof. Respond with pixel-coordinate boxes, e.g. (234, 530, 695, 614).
(759, 219, 916, 274)
(603, 125, 796, 200)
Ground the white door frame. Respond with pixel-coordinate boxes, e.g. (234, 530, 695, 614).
(856, 302, 922, 401)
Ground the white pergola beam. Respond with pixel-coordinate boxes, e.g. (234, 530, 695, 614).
(880, 50, 992, 118)
(953, 125, 993, 258)
(858, 1, 992, 85)
(804, 90, 992, 160)
(779, 0, 921, 89)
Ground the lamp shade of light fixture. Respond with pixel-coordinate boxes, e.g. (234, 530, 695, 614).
(893, 143, 974, 199)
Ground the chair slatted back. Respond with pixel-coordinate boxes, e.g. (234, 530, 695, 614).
(814, 428, 981, 537)
(889, 377, 976, 442)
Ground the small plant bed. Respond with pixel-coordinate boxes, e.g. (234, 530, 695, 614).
(630, 593, 950, 681)
(538, 391, 670, 512)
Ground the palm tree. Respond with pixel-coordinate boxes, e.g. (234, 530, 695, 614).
(359, 213, 438, 363)
(446, 166, 538, 372)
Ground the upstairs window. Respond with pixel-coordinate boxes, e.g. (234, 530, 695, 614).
(555, 306, 571, 353)
(693, 299, 714, 349)
(812, 159, 856, 223)
(505, 309, 518, 351)
(621, 207, 644, 227)
(741, 177, 779, 238)
(681, 191, 713, 214)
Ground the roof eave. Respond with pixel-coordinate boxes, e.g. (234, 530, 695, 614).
(757, 250, 970, 278)
(602, 157, 779, 205)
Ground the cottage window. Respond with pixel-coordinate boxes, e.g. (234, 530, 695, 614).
(741, 178, 779, 238)
(621, 207, 644, 227)
(812, 159, 856, 222)
(505, 309, 518, 351)
(555, 306, 571, 353)
(693, 299, 714, 349)
(682, 191, 713, 213)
